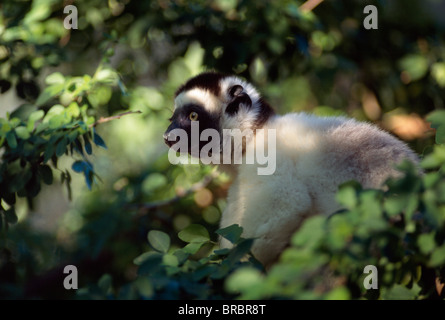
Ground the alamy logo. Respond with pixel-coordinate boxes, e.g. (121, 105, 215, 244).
(363, 265, 378, 289)
(363, 5, 378, 30)
(166, 122, 277, 175)
(64, 5, 78, 30)
(63, 265, 78, 290)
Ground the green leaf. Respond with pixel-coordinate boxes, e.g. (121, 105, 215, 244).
(133, 277, 153, 297)
(25, 173, 41, 197)
(384, 195, 407, 217)
(10, 168, 32, 193)
(39, 165, 53, 185)
(192, 265, 218, 281)
(210, 263, 231, 280)
(382, 284, 421, 300)
(162, 253, 178, 267)
(45, 72, 65, 85)
(435, 126, 445, 145)
(216, 224, 243, 244)
(29, 110, 45, 123)
(226, 238, 254, 265)
(147, 230, 171, 253)
(64, 170, 72, 201)
(324, 286, 351, 300)
(95, 68, 117, 83)
(142, 173, 167, 193)
(66, 102, 80, 118)
(136, 252, 163, 275)
(15, 126, 30, 140)
(398, 54, 428, 81)
(291, 215, 325, 249)
(421, 148, 445, 169)
(24, 4, 51, 24)
(93, 130, 107, 149)
(4, 208, 18, 224)
(431, 62, 445, 87)
(133, 252, 153, 265)
(35, 89, 52, 106)
(168, 60, 192, 87)
(27, 110, 45, 131)
(423, 172, 440, 188)
(178, 224, 210, 243)
(336, 181, 361, 209)
(327, 214, 354, 250)
(427, 110, 445, 144)
(35, 85, 63, 106)
(173, 249, 190, 264)
(55, 137, 68, 157)
(183, 42, 205, 75)
(72, 160, 85, 173)
(182, 242, 205, 254)
(84, 169, 94, 190)
(67, 130, 79, 144)
(73, 137, 84, 155)
(83, 134, 92, 155)
(213, 248, 231, 256)
(427, 110, 445, 130)
(429, 245, 445, 267)
(88, 86, 112, 107)
(418, 233, 435, 255)
(225, 267, 263, 294)
(35, 121, 49, 135)
(98, 274, 112, 293)
(6, 131, 17, 149)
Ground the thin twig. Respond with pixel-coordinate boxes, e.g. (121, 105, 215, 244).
(90, 110, 142, 128)
(134, 171, 219, 215)
(300, 0, 324, 12)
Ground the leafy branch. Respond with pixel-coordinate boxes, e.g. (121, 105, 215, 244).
(0, 64, 134, 230)
(90, 110, 143, 128)
(134, 171, 219, 215)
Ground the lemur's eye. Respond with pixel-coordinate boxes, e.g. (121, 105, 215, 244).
(189, 111, 198, 121)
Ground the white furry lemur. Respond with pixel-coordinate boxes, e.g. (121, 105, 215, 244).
(164, 72, 419, 268)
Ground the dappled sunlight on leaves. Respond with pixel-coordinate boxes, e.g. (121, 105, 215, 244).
(1, 0, 445, 300)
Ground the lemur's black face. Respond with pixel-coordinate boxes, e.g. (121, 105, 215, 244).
(163, 102, 220, 157)
(164, 71, 275, 159)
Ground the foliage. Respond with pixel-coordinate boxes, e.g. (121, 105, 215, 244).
(76, 144, 445, 300)
(226, 155, 445, 299)
(0, 63, 117, 229)
(1, 0, 445, 300)
(78, 224, 261, 299)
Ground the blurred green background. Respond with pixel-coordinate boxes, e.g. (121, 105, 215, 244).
(0, 0, 444, 299)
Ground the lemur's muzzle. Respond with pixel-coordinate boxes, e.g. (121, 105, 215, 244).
(163, 122, 180, 147)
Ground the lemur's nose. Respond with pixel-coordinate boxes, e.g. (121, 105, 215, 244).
(164, 122, 180, 147)
(164, 131, 176, 147)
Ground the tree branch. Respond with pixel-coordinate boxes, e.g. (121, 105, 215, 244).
(134, 171, 219, 216)
(300, 0, 324, 12)
(89, 110, 142, 128)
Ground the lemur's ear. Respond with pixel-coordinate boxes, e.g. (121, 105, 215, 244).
(226, 85, 252, 115)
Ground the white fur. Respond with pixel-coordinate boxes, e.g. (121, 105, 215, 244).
(175, 89, 222, 114)
(219, 112, 419, 268)
(219, 76, 262, 131)
(172, 75, 419, 269)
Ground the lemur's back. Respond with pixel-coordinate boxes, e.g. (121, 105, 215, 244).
(269, 112, 418, 186)
(258, 112, 419, 219)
